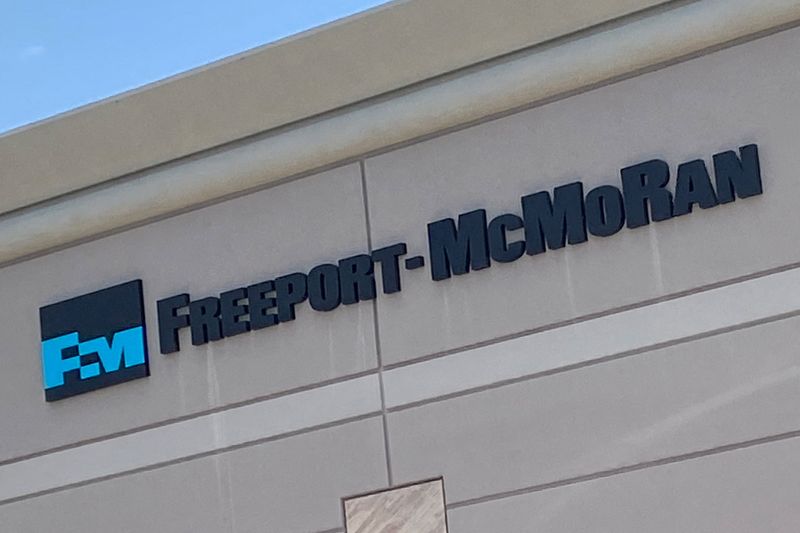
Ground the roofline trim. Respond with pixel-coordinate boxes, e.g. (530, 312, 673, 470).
(1, 0, 798, 266)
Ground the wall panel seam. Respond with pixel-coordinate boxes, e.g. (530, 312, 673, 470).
(386, 308, 800, 414)
(382, 266, 800, 408)
(383, 260, 800, 372)
(0, 368, 381, 469)
(359, 158, 396, 487)
(0, 375, 383, 504)
(445, 429, 800, 510)
(0, 412, 384, 508)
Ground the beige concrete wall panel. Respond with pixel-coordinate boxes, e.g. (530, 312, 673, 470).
(0, 376, 382, 503)
(447, 436, 800, 532)
(0, 164, 377, 463)
(0, 0, 670, 216)
(387, 317, 800, 504)
(0, 455, 230, 533)
(1, 1, 799, 265)
(0, 418, 388, 533)
(222, 417, 388, 533)
(365, 24, 800, 365)
(3, 263, 799, 501)
(381, 267, 800, 409)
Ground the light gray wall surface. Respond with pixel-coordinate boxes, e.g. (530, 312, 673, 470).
(2, 21, 800, 533)
(388, 317, 800, 504)
(0, 164, 376, 463)
(447, 436, 800, 533)
(364, 22, 800, 366)
(0, 418, 388, 533)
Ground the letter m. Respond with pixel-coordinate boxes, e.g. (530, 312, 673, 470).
(428, 209, 490, 281)
(522, 181, 587, 255)
(79, 326, 146, 374)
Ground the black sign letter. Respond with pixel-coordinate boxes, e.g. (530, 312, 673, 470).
(428, 210, 489, 281)
(157, 294, 190, 354)
(674, 159, 718, 216)
(521, 181, 587, 255)
(621, 159, 673, 228)
(713, 144, 763, 204)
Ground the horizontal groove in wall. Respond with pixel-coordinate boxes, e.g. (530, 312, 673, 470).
(0, 412, 383, 508)
(2, 264, 800, 503)
(0, 368, 381, 469)
(0, 0, 799, 265)
(382, 259, 800, 373)
(0, 375, 382, 504)
(381, 266, 800, 409)
(445, 429, 800, 510)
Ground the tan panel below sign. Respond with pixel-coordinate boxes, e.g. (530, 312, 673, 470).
(344, 479, 448, 533)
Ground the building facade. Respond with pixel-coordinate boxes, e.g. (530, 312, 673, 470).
(2, 0, 800, 531)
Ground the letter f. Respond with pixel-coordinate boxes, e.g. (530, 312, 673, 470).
(41, 333, 81, 389)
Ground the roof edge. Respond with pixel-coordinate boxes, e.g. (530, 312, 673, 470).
(0, 0, 797, 266)
(0, 0, 671, 215)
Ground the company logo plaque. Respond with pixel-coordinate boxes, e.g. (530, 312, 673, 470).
(39, 280, 149, 402)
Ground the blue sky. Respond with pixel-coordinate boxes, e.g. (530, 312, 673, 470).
(0, 1, 390, 134)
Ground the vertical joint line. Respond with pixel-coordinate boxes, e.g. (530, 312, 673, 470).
(359, 160, 394, 486)
(359, 160, 374, 253)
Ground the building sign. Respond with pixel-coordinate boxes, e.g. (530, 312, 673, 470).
(39, 280, 148, 401)
(39, 144, 763, 400)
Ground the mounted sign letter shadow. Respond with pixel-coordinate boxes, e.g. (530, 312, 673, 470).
(343, 478, 448, 533)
